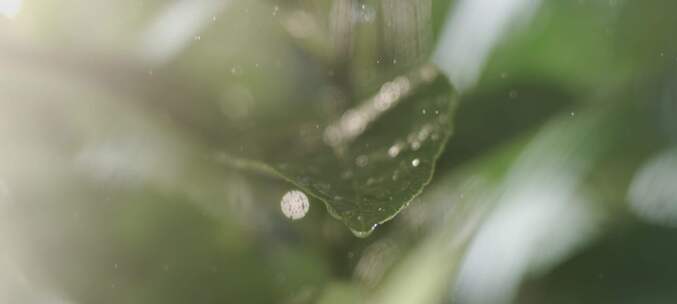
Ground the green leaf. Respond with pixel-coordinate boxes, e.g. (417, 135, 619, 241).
(213, 64, 458, 236)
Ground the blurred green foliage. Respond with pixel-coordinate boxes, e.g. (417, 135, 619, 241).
(2, 0, 677, 303)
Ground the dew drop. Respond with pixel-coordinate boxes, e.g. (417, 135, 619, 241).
(280, 190, 310, 220)
(411, 158, 420, 167)
(388, 145, 401, 158)
(351, 228, 374, 238)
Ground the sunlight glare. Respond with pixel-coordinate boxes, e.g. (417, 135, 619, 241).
(0, 0, 22, 19)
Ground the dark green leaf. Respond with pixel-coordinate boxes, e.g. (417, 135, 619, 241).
(214, 64, 458, 236)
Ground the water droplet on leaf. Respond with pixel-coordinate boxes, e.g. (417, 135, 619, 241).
(280, 190, 310, 220)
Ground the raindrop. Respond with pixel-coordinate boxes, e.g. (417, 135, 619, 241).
(350, 222, 379, 238)
(393, 59, 398, 64)
(351, 228, 375, 238)
(411, 158, 420, 167)
(411, 141, 421, 151)
(421, 109, 427, 115)
(280, 190, 310, 220)
(388, 144, 402, 158)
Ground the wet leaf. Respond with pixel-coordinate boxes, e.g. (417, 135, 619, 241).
(208, 64, 458, 236)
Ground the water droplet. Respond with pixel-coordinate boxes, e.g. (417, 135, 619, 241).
(350, 222, 379, 238)
(412, 158, 420, 167)
(351, 228, 374, 238)
(272, 5, 279, 16)
(388, 144, 402, 158)
(570, 112, 575, 117)
(393, 59, 398, 64)
(280, 190, 310, 220)
(194, 35, 201, 41)
(421, 109, 427, 115)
